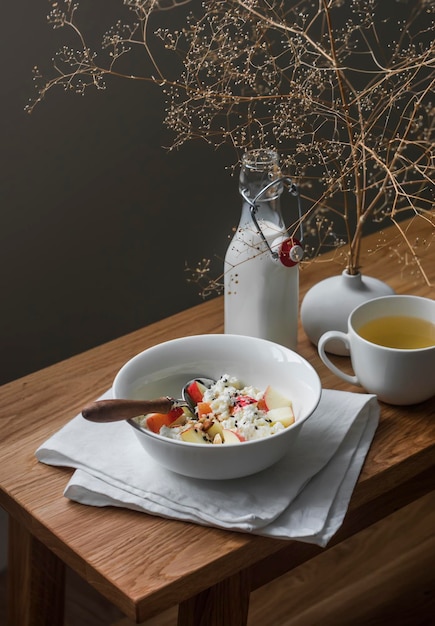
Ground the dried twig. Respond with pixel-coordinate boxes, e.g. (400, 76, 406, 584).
(28, 0, 435, 288)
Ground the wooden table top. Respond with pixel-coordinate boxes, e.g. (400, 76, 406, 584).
(1, 216, 434, 624)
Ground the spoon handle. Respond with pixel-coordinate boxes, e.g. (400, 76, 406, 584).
(81, 397, 177, 422)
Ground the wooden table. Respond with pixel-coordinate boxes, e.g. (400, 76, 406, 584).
(1, 218, 434, 626)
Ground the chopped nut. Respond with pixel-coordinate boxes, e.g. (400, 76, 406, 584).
(213, 433, 223, 444)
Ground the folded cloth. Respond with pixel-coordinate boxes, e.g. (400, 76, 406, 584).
(36, 389, 379, 547)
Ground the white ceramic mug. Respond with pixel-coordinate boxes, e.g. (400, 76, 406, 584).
(318, 295, 435, 405)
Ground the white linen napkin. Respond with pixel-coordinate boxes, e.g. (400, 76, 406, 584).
(36, 389, 379, 547)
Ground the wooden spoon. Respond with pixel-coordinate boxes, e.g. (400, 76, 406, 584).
(81, 377, 215, 422)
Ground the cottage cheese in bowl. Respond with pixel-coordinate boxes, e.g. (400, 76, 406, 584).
(135, 374, 296, 444)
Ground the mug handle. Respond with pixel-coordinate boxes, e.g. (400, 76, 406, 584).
(318, 331, 360, 386)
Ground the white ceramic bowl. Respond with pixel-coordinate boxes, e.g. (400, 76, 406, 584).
(113, 334, 322, 480)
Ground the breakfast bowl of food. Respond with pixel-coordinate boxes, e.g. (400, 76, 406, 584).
(111, 334, 322, 480)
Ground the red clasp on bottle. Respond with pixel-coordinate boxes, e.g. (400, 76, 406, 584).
(278, 238, 304, 267)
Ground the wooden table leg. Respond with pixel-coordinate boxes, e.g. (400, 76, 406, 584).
(177, 569, 251, 626)
(7, 515, 65, 626)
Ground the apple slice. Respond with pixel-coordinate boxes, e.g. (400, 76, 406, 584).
(197, 401, 213, 418)
(257, 397, 268, 411)
(222, 429, 245, 444)
(146, 407, 184, 433)
(266, 406, 295, 428)
(170, 411, 188, 427)
(186, 380, 208, 405)
(233, 395, 257, 410)
(206, 420, 224, 441)
(263, 385, 293, 410)
(182, 406, 195, 419)
(180, 427, 208, 444)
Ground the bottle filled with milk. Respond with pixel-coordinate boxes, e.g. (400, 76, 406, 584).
(224, 149, 303, 350)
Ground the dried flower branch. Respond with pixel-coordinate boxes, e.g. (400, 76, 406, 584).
(28, 0, 435, 284)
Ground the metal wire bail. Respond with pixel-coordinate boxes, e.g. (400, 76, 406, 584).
(240, 177, 304, 260)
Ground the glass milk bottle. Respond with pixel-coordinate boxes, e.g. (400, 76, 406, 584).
(224, 149, 303, 350)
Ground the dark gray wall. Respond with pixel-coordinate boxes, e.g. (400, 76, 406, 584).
(1, 1, 238, 385)
(1, 2, 424, 385)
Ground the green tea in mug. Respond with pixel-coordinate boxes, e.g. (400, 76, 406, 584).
(357, 315, 435, 349)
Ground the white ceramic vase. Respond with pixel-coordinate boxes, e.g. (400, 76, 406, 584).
(300, 270, 395, 355)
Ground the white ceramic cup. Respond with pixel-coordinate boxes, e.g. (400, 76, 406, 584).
(317, 295, 435, 405)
